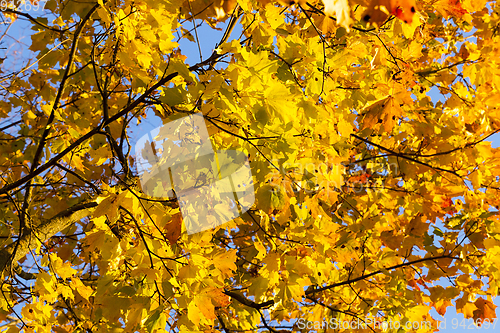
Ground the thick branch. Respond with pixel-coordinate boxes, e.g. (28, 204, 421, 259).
(305, 254, 459, 295)
(224, 254, 459, 311)
(223, 290, 275, 309)
(0, 44, 226, 196)
(0, 200, 98, 274)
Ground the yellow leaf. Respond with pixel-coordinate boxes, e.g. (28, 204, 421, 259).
(91, 146, 111, 165)
(402, 11, 422, 39)
(136, 53, 153, 68)
(256, 184, 287, 214)
(254, 238, 267, 260)
(26, 110, 37, 120)
(434, 0, 468, 18)
(322, 0, 353, 30)
(187, 300, 201, 326)
(363, 0, 417, 25)
(211, 249, 237, 278)
(406, 305, 431, 322)
(264, 3, 285, 30)
(35, 271, 57, 302)
(265, 82, 297, 123)
(195, 295, 216, 322)
(70, 278, 94, 300)
(93, 192, 127, 222)
(434, 299, 452, 316)
(462, 0, 487, 12)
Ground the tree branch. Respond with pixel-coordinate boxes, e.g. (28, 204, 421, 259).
(223, 290, 275, 309)
(0, 200, 98, 275)
(305, 254, 459, 295)
(350, 134, 461, 177)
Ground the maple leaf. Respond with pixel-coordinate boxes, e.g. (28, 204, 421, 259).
(164, 212, 182, 244)
(434, 299, 453, 316)
(211, 249, 238, 278)
(359, 96, 403, 133)
(473, 298, 497, 325)
(381, 230, 404, 250)
(256, 183, 288, 214)
(456, 296, 478, 319)
(434, 0, 468, 18)
(213, 0, 238, 19)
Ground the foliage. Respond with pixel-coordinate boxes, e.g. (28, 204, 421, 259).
(0, 0, 499, 332)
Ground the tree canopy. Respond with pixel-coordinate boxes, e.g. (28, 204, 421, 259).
(0, 0, 500, 331)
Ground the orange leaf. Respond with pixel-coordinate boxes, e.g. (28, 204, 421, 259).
(381, 230, 404, 250)
(434, 0, 468, 18)
(434, 299, 453, 316)
(360, 96, 403, 133)
(204, 287, 231, 307)
(473, 298, 497, 325)
(408, 279, 420, 291)
(165, 213, 182, 244)
(363, 0, 416, 25)
(405, 214, 429, 237)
